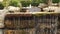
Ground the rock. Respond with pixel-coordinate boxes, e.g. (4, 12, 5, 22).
(8, 6, 20, 12)
(28, 7, 41, 12)
(43, 6, 60, 12)
(0, 9, 8, 28)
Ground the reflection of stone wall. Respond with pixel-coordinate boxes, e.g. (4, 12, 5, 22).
(4, 29, 35, 34)
(5, 16, 35, 28)
(4, 14, 58, 34)
(0, 29, 3, 34)
(35, 14, 58, 34)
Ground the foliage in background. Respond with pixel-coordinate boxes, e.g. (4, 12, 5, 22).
(31, 2, 39, 6)
(3, 0, 10, 7)
(31, 0, 39, 6)
(9, 0, 20, 7)
(21, 1, 31, 7)
(2, 0, 60, 7)
(31, 0, 59, 3)
(21, 0, 40, 7)
(52, 0, 59, 3)
(31, 0, 47, 6)
(0, 2, 4, 9)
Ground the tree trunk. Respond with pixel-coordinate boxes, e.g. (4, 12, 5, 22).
(48, 0, 52, 6)
(59, 2, 60, 7)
